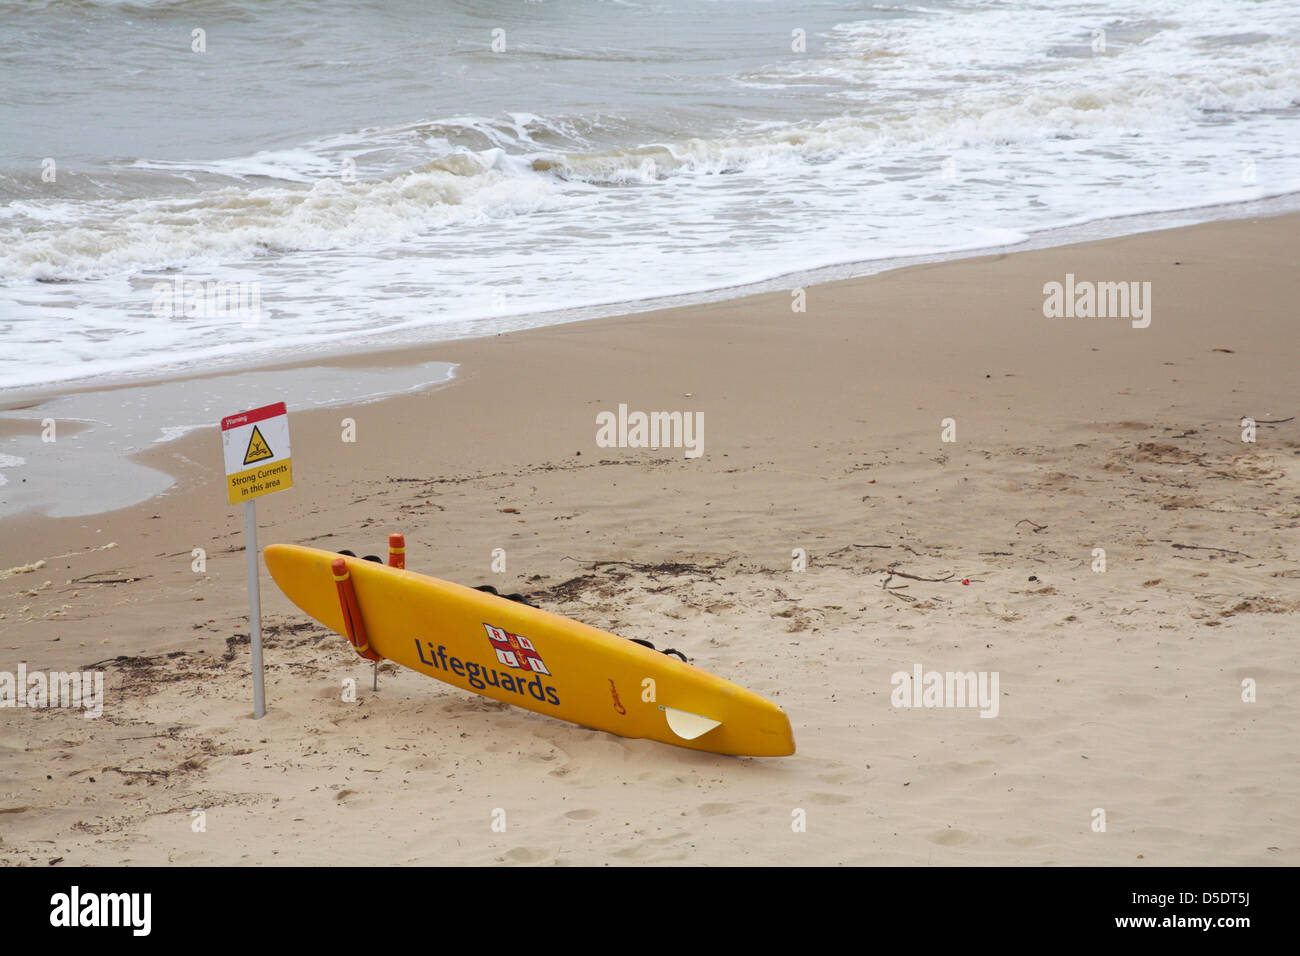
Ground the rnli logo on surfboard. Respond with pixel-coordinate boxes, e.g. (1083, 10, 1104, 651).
(484, 624, 551, 675)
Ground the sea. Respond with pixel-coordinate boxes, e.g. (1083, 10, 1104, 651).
(2, 0, 1298, 395)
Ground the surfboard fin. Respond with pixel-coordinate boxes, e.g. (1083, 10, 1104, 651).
(663, 706, 722, 740)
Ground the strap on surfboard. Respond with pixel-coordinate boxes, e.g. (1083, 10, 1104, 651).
(473, 584, 536, 607)
(331, 557, 382, 662)
(629, 638, 688, 662)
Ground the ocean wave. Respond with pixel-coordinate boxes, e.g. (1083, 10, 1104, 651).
(0, 153, 561, 281)
(6, 40, 1298, 282)
(533, 62, 1300, 186)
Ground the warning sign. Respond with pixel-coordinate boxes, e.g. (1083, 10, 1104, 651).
(221, 402, 293, 504)
(243, 425, 274, 465)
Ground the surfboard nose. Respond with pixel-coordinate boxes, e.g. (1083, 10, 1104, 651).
(263, 543, 348, 636)
(263, 542, 290, 576)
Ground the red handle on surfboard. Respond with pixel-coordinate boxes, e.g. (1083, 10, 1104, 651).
(388, 533, 405, 569)
(332, 557, 382, 662)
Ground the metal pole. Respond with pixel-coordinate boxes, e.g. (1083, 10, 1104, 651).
(244, 499, 265, 718)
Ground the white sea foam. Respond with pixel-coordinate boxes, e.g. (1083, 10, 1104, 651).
(0, 155, 562, 281)
(0, 453, 24, 486)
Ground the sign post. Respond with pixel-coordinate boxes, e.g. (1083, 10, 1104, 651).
(243, 499, 265, 718)
(220, 401, 293, 719)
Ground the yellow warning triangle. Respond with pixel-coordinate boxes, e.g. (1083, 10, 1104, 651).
(243, 425, 274, 465)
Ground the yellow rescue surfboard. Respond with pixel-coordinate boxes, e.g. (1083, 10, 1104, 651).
(263, 544, 795, 756)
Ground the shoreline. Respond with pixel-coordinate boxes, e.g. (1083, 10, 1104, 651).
(0, 360, 458, 520)
(6, 208, 1298, 603)
(2, 210, 1297, 865)
(5, 189, 1299, 405)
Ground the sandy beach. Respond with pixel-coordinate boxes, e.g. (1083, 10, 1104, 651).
(2, 212, 1298, 866)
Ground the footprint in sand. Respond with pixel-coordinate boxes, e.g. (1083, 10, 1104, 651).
(503, 847, 550, 864)
(816, 770, 858, 785)
(936, 760, 994, 776)
(1004, 835, 1047, 848)
(613, 833, 690, 860)
(807, 792, 852, 806)
(564, 808, 598, 821)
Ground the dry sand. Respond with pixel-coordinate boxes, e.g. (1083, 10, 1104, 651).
(2, 213, 1298, 865)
